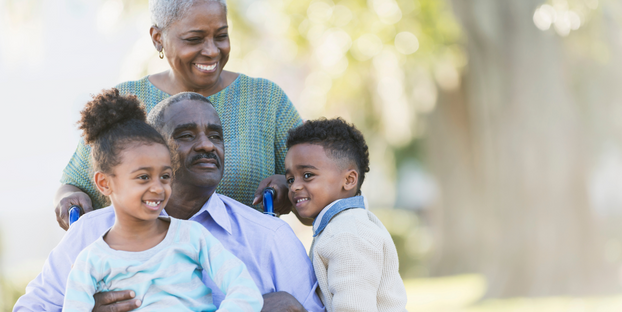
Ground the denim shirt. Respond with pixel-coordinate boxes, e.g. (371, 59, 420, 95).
(312, 196, 366, 237)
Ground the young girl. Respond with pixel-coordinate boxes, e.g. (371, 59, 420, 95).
(62, 89, 263, 311)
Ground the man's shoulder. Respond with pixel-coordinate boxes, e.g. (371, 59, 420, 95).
(217, 193, 292, 234)
(70, 206, 116, 234)
(82, 206, 116, 220)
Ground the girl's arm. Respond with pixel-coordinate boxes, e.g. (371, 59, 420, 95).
(62, 250, 98, 312)
(196, 225, 263, 312)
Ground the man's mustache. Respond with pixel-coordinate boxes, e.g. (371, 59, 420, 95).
(190, 152, 221, 168)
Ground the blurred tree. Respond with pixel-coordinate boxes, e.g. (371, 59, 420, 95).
(108, 0, 622, 297)
(223, 0, 463, 278)
(426, 0, 621, 297)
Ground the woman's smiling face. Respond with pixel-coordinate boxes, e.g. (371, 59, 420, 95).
(160, 1, 230, 92)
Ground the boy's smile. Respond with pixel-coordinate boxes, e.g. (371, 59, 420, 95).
(285, 143, 357, 220)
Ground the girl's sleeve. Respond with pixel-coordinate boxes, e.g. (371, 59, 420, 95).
(319, 232, 384, 312)
(194, 225, 263, 312)
(62, 249, 98, 312)
(60, 140, 108, 209)
(272, 83, 303, 175)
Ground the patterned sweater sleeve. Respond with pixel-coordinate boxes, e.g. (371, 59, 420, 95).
(62, 248, 98, 312)
(320, 232, 384, 312)
(272, 82, 303, 175)
(60, 140, 108, 209)
(194, 224, 263, 312)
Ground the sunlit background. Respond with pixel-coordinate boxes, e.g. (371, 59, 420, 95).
(3, 0, 622, 310)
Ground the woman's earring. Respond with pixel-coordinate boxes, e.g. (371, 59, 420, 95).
(159, 49, 164, 59)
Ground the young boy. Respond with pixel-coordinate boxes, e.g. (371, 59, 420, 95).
(284, 118, 408, 312)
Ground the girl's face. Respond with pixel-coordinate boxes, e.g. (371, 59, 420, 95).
(98, 143, 173, 222)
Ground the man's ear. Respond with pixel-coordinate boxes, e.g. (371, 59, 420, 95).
(343, 169, 359, 192)
(150, 25, 164, 53)
(94, 172, 113, 196)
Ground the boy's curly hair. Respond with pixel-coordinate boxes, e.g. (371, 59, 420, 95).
(286, 118, 370, 194)
(79, 88, 175, 175)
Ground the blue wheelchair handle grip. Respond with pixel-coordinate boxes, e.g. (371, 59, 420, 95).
(263, 187, 277, 217)
(69, 205, 81, 226)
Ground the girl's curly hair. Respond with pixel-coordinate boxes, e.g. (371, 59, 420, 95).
(78, 88, 175, 175)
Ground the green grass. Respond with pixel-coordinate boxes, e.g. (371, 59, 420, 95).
(405, 274, 622, 312)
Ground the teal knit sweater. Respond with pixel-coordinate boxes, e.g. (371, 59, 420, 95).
(61, 74, 302, 209)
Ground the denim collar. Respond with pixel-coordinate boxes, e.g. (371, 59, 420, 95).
(312, 196, 366, 237)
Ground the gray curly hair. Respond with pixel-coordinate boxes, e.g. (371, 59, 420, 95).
(150, 0, 227, 31)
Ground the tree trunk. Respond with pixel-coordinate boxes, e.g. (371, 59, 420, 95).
(426, 0, 619, 297)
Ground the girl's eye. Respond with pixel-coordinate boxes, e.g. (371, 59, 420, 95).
(303, 173, 313, 179)
(138, 175, 150, 180)
(286, 177, 294, 185)
(161, 173, 171, 180)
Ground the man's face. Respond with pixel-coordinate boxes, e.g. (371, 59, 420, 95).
(160, 100, 224, 189)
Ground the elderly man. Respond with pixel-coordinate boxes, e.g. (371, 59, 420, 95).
(14, 93, 324, 312)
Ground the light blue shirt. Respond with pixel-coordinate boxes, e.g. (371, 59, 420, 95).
(14, 193, 324, 312)
(64, 217, 263, 312)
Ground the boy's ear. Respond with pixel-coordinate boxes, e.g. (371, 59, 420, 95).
(94, 172, 113, 196)
(343, 169, 359, 192)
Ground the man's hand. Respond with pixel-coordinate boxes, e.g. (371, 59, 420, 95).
(262, 291, 307, 312)
(93, 290, 141, 312)
(54, 184, 94, 230)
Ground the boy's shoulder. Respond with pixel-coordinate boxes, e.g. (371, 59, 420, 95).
(316, 208, 392, 246)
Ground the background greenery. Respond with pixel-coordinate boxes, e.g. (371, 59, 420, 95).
(3, 0, 622, 310)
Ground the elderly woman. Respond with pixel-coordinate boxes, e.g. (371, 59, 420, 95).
(55, 0, 311, 229)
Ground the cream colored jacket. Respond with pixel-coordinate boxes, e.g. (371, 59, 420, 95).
(310, 207, 408, 312)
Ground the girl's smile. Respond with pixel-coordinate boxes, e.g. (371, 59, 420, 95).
(97, 143, 174, 222)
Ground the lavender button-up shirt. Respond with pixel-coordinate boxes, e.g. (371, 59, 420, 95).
(14, 193, 325, 312)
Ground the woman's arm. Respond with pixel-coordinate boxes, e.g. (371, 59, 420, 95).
(56, 140, 108, 229)
(254, 82, 314, 225)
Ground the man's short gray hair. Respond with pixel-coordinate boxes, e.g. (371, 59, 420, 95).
(150, 0, 227, 31)
(147, 92, 214, 134)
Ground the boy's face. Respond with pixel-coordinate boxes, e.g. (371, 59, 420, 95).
(285, 143, 357, 219)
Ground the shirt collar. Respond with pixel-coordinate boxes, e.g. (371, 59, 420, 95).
(312, 199, 341, 233)
(161, 193, 232, 235)
(312, 196, 366, 237)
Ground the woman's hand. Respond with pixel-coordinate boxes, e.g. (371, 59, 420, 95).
(253, 175, 292, 215)
(253, 175, 314, 226)
(54, 184, 93, 230)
